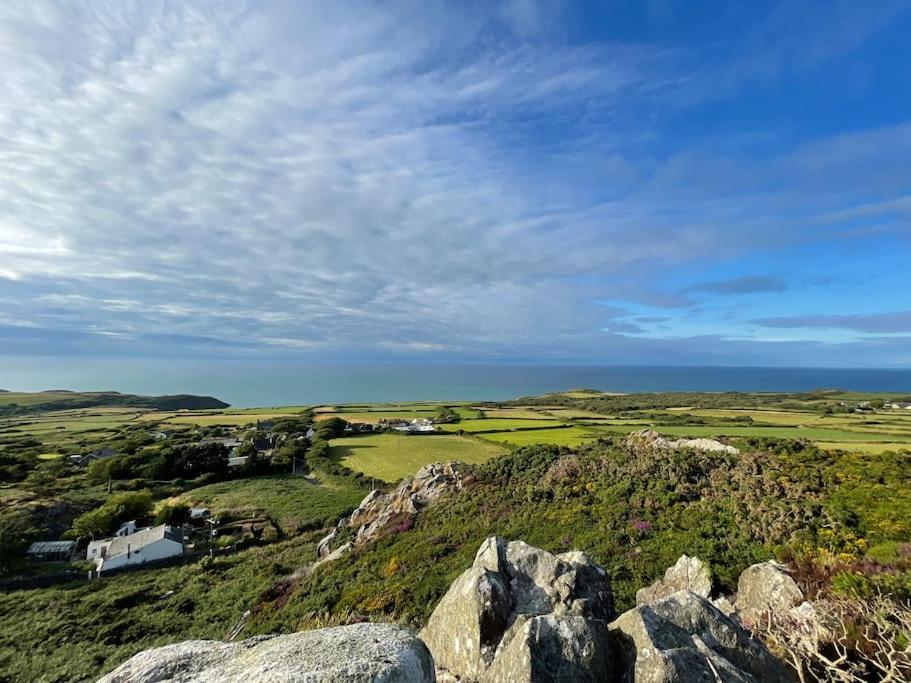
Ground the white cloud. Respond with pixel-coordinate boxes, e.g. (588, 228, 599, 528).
(0, 0, 907, 362)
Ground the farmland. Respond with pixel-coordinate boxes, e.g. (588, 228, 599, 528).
(329, 433, 507, 482)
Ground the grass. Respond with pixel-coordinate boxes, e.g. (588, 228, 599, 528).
(329, 433, 507, 482)
(479, 426, 599, 447)
(156, 413, 298, 427)
(437, 418, 564, 433)
(179, 474, 366, 532)
(816, 441, 911, 454)
(479, 408, 552, 419)
(589, 423, 901, 442)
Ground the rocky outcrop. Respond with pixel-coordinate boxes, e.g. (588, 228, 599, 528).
(317, 463, 464, 563)
(636, 554, 713, 605)
(104, 543, 800, 683)
(420, 537, 615, 681)
(98, 623, 434, 683)
(626, 429, 739, 455)
(610, 591, 793, 682)
(735, 561, 804, 626)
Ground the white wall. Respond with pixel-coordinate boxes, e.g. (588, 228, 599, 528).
(98, 538, 183, 572)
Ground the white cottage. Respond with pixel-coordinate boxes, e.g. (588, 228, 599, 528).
(87, 525, 184, 572)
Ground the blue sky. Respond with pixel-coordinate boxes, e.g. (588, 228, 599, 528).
(0, 0, 909, 367)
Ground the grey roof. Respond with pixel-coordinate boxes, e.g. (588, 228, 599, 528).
(26, 541, 76, 554)
(105, 525, 183, 558)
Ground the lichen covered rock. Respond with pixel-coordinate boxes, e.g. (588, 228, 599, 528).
(420, 536, 615, 681)
(735, 561, 804, 626)
(636, 554, 713, 605)
(611, 591, 793, 682)
(98, 623, 435, 683)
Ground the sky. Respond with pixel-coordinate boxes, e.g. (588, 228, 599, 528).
(1, 0, 910, 368)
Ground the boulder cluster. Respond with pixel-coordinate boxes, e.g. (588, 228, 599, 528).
(101, 537, 810, 682)
(419, 539, 796, 682)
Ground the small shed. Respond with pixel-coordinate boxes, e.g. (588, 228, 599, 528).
(26, 540, 76, 562)
(190, 507, 211, 521)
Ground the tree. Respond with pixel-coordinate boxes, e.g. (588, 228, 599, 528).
(71, 491, 153, 538)
(72, 506, 116, 538)
(272, 439, 308, 472)
(155, 502, 190, 526)
(314, 417, 347, 440)
(434, 406, 459, 423)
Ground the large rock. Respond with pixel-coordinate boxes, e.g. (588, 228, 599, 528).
(483, 615, 613, 683)
(626, 429, 739, 455)
(420, 566, 510, 680)
(610, 591, 793, 683)
(98, 623, 435, 683)
(421, 537, 615, 681)
(636, 555, 713, 605)
(735, 561, 804, 626)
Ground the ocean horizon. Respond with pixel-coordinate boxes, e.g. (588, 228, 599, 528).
(1, 359, 910, 407)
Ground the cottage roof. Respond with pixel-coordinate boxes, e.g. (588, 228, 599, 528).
(26, 540, 76, 555)
(105, 525, 183, 558)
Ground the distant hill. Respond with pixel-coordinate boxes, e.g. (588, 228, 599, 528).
(0, 390, 229, 415)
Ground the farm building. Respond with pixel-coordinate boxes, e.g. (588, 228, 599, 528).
(25, 541, 76, 562)
(87, 524, 184, 573)
(69, 446, 119, 467)
(189, 507, 211, 521)
(393, 418, 436, 434)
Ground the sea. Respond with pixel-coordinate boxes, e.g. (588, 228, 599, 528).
(1, 358, 910, 407)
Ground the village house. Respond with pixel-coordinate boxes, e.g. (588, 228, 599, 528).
(344, 422, 374, 434)
(392, 418, 436, 434)
(86, 524, 184, 573)
(69, 446, 119, 467)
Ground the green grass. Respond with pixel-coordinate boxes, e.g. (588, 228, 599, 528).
(330, 433, 507, 482)
(590, 423, 901, 442)
(478, 408, 551, 419)
(437, 418, 564, 433)
(816, 441, 911, 454)
(179, 474, 366, 532)
(156, 412, 299, 426)
(479, 426, 599, 447)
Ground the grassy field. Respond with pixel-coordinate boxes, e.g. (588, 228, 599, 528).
(178, 474, 366, 532)
(479, 426, 599, 447)
(330, 433, 507, 482)
(479, 408, 553, 419)
(589, 423, 905, 442)
(816, 441, 911, 453)
(437, 418, 564, 433)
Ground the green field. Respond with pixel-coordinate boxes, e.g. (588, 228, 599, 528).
(816, 441, 911, 454)
(330, 433, 507, 482)
(179, 474, 366, 532)
(479, 408, 553, 419)
(437, 418, 564, 433)
(589, 423, 904, 442)
(479, 426, 599, 447)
